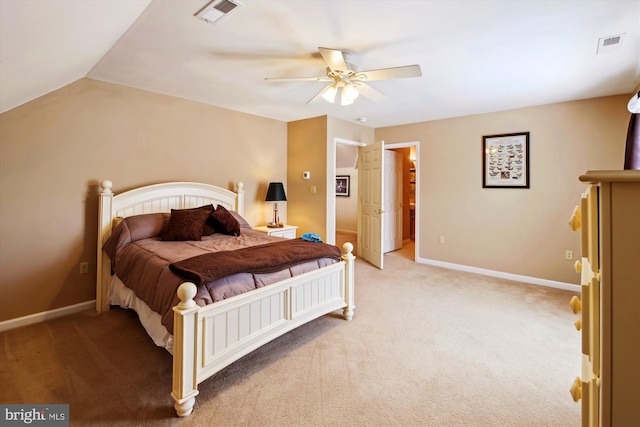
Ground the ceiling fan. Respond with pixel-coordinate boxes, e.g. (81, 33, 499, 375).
(265, 47, 422, 106)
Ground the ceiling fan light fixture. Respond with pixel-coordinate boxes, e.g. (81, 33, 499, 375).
(340, 96, 354, 106)
(274, 47, 421, 106)
(322, 85, 338, 103)
(340, 84, 359, 106)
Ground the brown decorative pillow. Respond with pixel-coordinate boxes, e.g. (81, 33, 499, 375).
(162, 205, 213, 241)
(211, 205, 241, 236)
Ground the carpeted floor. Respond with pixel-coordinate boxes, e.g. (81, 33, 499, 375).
(1, 248, 581, 426)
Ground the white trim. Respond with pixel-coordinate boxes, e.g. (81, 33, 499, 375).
(0, 300, 96, 332)
(384, 141, 418, 149)
(417, 257, 580, 292)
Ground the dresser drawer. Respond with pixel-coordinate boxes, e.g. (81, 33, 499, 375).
(253, 225, 298, 239)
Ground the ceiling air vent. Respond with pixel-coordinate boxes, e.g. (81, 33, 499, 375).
(596, 33, 625, 55)
(195, 0, 243, 24)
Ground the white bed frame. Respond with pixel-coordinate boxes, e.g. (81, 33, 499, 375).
(96, 180, 355, 417)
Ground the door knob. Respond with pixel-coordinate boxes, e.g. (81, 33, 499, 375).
(569, 296, 582, 314)
(568, 205, 581, 231)
(574, 260, 582, 274)
(570, 377, 582, 402)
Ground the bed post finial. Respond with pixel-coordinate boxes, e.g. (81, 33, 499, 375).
(176, 282, 197, 309)
(101, 180, 113, 194)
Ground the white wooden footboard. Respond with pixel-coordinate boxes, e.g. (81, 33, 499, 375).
(172, 243, 355, 417)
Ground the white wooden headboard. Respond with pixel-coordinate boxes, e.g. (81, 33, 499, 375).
(96, 180, 245, 312)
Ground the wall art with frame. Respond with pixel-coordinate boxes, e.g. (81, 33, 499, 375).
(336, 175, 350, 197)
(482, 132, 530, 188)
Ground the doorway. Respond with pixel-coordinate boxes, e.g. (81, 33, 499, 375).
(332, 138, 365, 255)
(329, 138, 419, 265)
(384, 141, 419, 262)
(383, 149, 403, 253)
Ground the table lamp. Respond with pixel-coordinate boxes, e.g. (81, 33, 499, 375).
(265, 182, 286, 228)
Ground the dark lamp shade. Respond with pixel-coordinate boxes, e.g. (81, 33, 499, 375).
(265, 182, 287, 202)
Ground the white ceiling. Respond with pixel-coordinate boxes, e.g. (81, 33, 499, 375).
(1, 0, 639, 128)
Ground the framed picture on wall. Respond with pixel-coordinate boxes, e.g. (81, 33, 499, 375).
(336, 175, 350, 197)
(482, 132, 530, 188)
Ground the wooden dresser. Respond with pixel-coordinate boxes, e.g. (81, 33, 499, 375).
(568, 170, 640, 427)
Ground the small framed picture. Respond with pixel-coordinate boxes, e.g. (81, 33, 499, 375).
(482, 132, 530, 188)
(336, 175, 350, 197)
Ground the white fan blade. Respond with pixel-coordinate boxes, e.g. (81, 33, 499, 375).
(356, 64, 422, 81)
(306, 84, 334, 104)
(265, 76, 333, 82)
(356, 83, 388, 103)
(319, 47, 348, 73)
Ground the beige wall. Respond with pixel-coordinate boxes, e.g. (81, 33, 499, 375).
(287, 116, 328, 238)
(327, 117, 375, 147)
(376, 95, 630, 284)
(0, 78, 287, 322)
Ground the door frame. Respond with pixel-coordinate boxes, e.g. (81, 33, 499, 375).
(385, 141, 420, 261)
(326, 137, 366, 245)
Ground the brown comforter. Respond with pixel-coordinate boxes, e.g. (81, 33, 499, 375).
(169, 239, 341, 285)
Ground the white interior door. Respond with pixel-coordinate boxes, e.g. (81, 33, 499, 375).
(358, 140, 384, 269)
(383, 150, 403, 253)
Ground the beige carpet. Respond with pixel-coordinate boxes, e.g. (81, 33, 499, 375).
(1, 249, 581, 426)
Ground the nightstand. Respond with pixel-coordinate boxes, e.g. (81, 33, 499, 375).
(253, 225, 298, 239)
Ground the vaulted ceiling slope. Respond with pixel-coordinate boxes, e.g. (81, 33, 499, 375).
(1, 0, 639, 128)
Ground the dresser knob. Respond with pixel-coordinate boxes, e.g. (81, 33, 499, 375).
(574, 318, 582, 331)
(570, 377, 582, 402)
(574, 260, 582, 274)
(569, 296, 582, 314)
(568, 205, 581, 231)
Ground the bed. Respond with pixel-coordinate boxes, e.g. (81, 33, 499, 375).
(96, 180, 355, 417)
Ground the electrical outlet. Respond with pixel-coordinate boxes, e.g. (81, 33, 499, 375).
(79, 262, 89, 275)
(438, 236, 445, 244)
(564, 250, 573, 261)
(310, 185, 317, 194)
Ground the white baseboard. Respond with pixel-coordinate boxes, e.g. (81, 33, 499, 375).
(417, 257, 580, 292)
(0, 300, 96, 332)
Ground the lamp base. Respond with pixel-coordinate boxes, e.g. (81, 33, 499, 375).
(267, 222, 284, 228)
